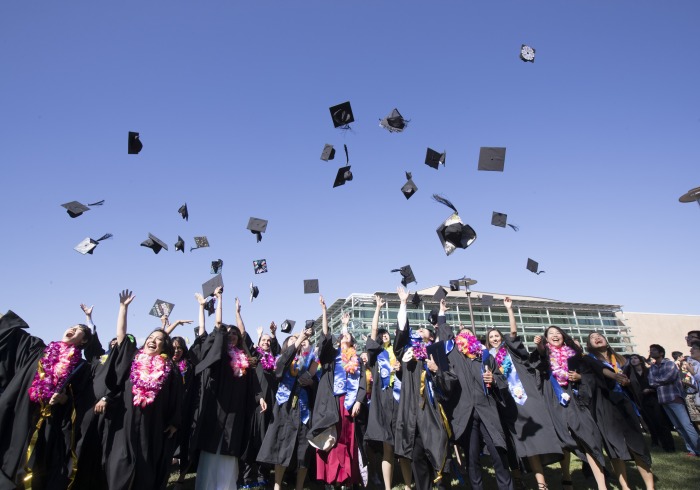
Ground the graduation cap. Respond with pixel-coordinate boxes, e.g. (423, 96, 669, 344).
(333, 145, 352, 188)
(411, 292, 421, 308)
(491, 212, 519, 231)
(141, 233, 168, 254)
(202, 273, 224, 297)
(247, 218, 268, 243)
(175, 236, 185, 253)
(380, 108, 408, 133)
(128, 131, 143, 154)
(449, 280, 460, 292)
(425, 148, 446, 170)
(433, 286, 448, 302)
(679, 186, 700, 204)
(149, 299, 174, 318)
(253, 259, 268, 274)
(401, 172, 418, 199)
(303, 279, 319, 294)
(481, 294, 494, 307)
(74, 233, 113, 255)
(527, 258, 545, 275)
(190, 236, 209, 252)
(329, 101, 354, 128)
(321, 144, 336, 162)
(211, 259, 223, 274)
(520, 44, 536, 63)
(390, 265, 416, 287)
(427, 308, 439, 326)
(178, 203, 189, 221)
(478, 147, 506, 172)
(433, 194, 477, 256)
(250, 283, 259, 302)
(61, 200, 104, 218)
(305, 320, 316, 330)
(203, 297, 216, 316)
(281, 319, 296, 333)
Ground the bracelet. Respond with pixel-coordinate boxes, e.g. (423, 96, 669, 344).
(100, 396, 108, 402)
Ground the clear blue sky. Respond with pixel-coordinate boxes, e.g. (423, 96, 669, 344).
(2, 1, 699, 345)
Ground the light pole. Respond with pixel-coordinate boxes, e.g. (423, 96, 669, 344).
(460, 277, 478, 335)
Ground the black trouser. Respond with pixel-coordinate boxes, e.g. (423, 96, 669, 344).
(458, 410, 514, 490)
(642, 397, 676, 451)
(411, 424, 437, 490)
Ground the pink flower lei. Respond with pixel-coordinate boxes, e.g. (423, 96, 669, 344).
(28, 342, 82, 404)
(455, 331, 485, 359)
(549, 344, 577, 386)
(341, 346, 359, 374)
(410, 336, 430, 361)
(494, 345, 508, 367)
(256, 347, 276, 371)
(228, 344, 250, 377)
(177, 359, 188, 375)
(130, 350, 172, 408)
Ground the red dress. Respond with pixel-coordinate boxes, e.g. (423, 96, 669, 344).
(315, 394, 361, 484)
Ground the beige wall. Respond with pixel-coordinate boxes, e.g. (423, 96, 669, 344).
(619, 312, 700, 358)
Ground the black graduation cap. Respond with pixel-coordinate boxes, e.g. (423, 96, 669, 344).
(281, 319, 296, 333)
(411, 292, 421, 308)
(433, 195, 477, 256)
(211, 259, 223, 274)
(520, 44, 536, 63)
(61, 200, 105, 218)
(203, 297, 216, 316)
(679, 186, 700, 203)
(321, 144, 336, 161)
(128, 131, 143, 154)
(303, 279, 319, 294)
(481, 294, 494, 307)
(253, 259, 268, 274)
(380, 108, 408, 133)
(250, 282, 259, 302)
(449, 280, 460, 291)
(202, 273, 224, 297)
(478, 147, 506, 172)
(178, 203, 189, 221)
(305, 320, 316, 330)
(247, 218, 268, 243)
(175, 236, 185, 253)
(425, 148, 446, 170)
(527, 258, 545, 275)
(149, 299, 174, 318)
(190, 236, 209, 252)
(329, 101, 354, 128)
(74, 233, 113, 255)
(427, 308, 439, 326)
(433, 286, 448, 302)
(491, 212, 519, 231)
(333, 144, 352, 188)
(141, 233, 168, 254)
(390, 265, 416, 287)
(401, 172, 418, 200)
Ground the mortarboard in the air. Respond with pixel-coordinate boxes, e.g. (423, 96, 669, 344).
(478, 147, 506, 172)
(303, 279, 319, 294)
(329, 101, 354, 128)
(305, 320, 316, 330)
(281, 319, 296, 333)
(491, 212, 519, 231)
(128, 131, 143, 154)
(253, 259, 268, 274)
(178, 204, 189, 221)
(202, 273, 224, 297)
(401, 171, 418, 200)
(433, 286, 448, 302)
(333, 144, 352, 188)
(140, 233, 168, 254)
(390, 265, 416, 287)
(520, 44, 536, 63)
(679, 186, 700, 204)
(203, 297, 216, 316)
(380, 108, 408, 133)
(149, 299, 174, 318)
(411, 291, 421, 308)
(321, 144, 336, 162)
(250, 282, 259, 302)
(425, 148, 446, 170)
(211, 259, 223, 274)
(190, 236, 209, 252)
(449, 280, 460, 292)
(175, 236, 185, 253)
(74, 233, 113, 255)
(480, 294, 494, 307)
(527, 258, 545, 275)
(247, 218, 268, 243)
(427, 308, 439, 326)
(433, 194, 477, 256)
(61, 200, 105, 218)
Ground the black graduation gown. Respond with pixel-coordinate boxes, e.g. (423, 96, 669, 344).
(105, 337, 182, 490)
(499, 336, 564, 466)
(191, 327, 253, 458)
(580, 355, 651, 466)
(533, 350, 605, 467)
(393, 324, 455, 476)
(363, 337, 398, 446)
(257, 345, 316, 467)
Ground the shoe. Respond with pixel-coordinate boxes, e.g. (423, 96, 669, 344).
(686, 452, 699, 457)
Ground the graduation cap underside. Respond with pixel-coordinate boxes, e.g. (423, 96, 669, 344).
(281, 319, 296, 333)
(74, 233, 113, 255)
(380, 108, 408, 133)
(329, 101, 354, 128)
(250, 283, 259, 302)
(425, 148, 446, 170)
(175, 236, 185, 253)
(433, 195, 477, 256)
(178, 204, 189, 221)
(247, 217, 268, 242)
(211, 259, 223, 274)
(391, 265, 416, 287)
(321, 144, 335, 161)
(128, 131, 143, 154)
(141, 233, 168, 254)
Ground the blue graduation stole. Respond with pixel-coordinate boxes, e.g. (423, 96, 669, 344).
(481, 348, 491, 395)
(376, 350, 391, 390)
(276, 352, 314, 423)
(503, 353, 527, 405)
(334, 350, 361, 411)
(588, 353, 641, 417)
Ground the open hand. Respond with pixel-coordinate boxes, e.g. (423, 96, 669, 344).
(119, 290, 135, 307)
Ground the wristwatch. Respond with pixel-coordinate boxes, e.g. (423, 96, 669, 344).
(100, 396, 108, 403)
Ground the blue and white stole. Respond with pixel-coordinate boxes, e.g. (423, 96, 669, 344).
(377, 348, 402, 402)
(491, 346, 527, 405)
(588, 353, 640, 416)
(276, 351, 315, 423)
(334, 349, 361, 411)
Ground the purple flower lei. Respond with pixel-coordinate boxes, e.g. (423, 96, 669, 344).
(177, 359, 188, 375)
(130, 350, 172, 408)
(411, 335, 430, 361)
(256, 347, 276, 371)
(28, 341, 82, 404)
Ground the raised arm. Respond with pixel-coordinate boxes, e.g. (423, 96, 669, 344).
(195, 293, 206, 336)
(164, 319, 193, 336)
(116, 290, 135, 345)
(81, 303, 95, 333)
(214, 286, 223, 328)
(235, 297, 246, 337)
(320, 295, 328, 337)
(396, 286, 409, 331)
(504, 297, 517, 337)
(370, 294, 385, 341)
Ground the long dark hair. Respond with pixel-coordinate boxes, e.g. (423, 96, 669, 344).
(585, 331, 625, 368)
(171, 336, 189, 360)
(543, 325, 583, 355)
(141, 328, 174, 358)
(222, 324, 250, 356)
(376, 328, 392, 347)
(485, 328, 504, 349)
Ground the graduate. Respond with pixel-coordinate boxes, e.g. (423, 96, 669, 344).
(257, 324, 317, 490)
(0, 309, 93, 489)
(104, 290, 182, 490)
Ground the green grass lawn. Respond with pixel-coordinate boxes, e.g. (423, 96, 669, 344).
(169, 434, 700, 489)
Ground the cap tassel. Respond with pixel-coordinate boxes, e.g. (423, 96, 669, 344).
(507, 224, 519, 232)
(255, 231, 262, 243)
(344, 144, 349, 165)
(534, 270, 546, 275)
(96, 233, 113, 242)
(432, 194, 459, 214)
(88, 200, 105, 206)
(405, 171, 412, 180)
